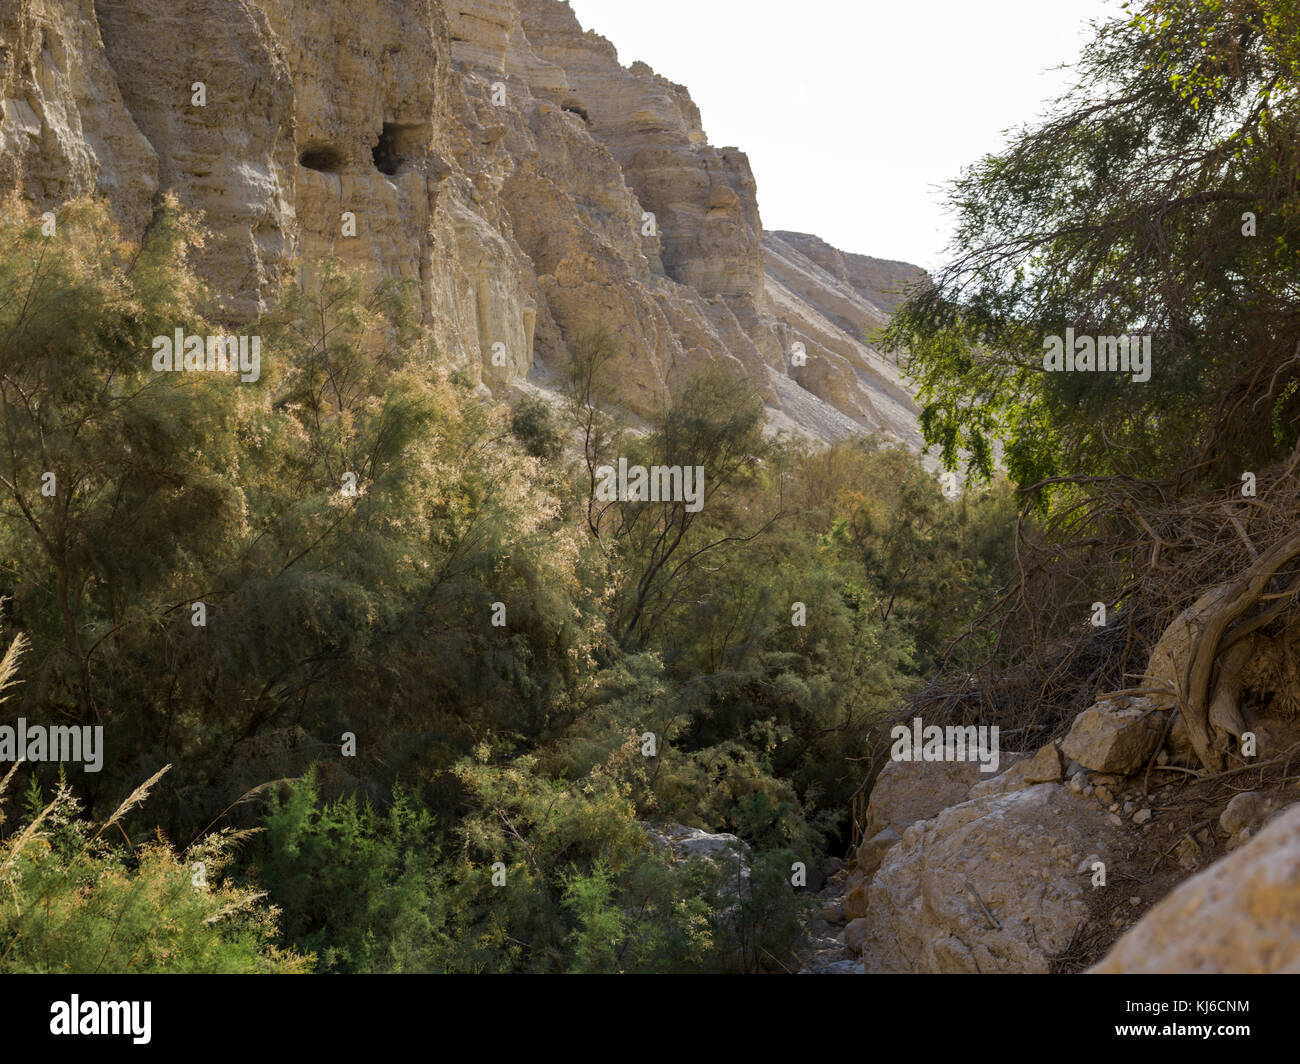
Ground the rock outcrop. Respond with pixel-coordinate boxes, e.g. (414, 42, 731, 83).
(844, 748, 991, 920)
(861, 745, 988, 841)
(0, 0, 926, 443)
(643, 821, 747, 867)
(968, 741, 1063, 798)
(854, 783, 1119, 973)
(1093, 802, 1300, 973)
(844, 644, 1300, 974)
(1061, 697, 1166, 776)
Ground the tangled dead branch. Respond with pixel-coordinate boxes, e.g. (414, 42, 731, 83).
(905, 453, 1300, 773)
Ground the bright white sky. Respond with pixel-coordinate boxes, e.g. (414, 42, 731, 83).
(566, 0, 1130, 272)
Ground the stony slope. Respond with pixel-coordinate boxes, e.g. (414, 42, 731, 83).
(828, 692, 1300, 974)
(0, 0, 925, 443)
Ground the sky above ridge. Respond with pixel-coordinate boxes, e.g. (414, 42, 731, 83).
(566, 0, 1130, 272)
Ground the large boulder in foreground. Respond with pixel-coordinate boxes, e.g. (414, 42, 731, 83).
(859, 783, 1117, 974)
(1092, 803, 1300, 973)
(850, 747, 988, 906)
(850, 743, 1029, 917)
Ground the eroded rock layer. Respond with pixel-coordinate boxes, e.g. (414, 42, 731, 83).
(0, 0, 923, 441)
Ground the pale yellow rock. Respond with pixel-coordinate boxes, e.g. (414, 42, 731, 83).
(1093, 804, 1300, 973)
(843, 917, 870, 956)
(0, 0, 158, 234)
(969, 743, 1062, 798)
(1062, 699, 1164, 775)
(862, 748, 986, 843)
(859, 783, 1119, 974)
(844, 869, 869, 921)
(854, 826, 901, 878)
(1, 0, 926, 444)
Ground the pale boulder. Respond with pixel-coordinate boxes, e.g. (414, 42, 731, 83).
(1061, 698, 1165, 775)
(1093, 804, 1300, 973)
(853, 826, 901, 878)
(862, 747, 986, 840)
(858, 783, 1118, 974)
(969, 742, 1062, 798)
(843, 917, 870, 956)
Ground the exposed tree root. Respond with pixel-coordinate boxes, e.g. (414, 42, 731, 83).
(897, 459, 1300, 777)
(1175, 533, 1300, 769)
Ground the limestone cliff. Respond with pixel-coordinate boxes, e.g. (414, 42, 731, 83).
(0, 0, 925, 443)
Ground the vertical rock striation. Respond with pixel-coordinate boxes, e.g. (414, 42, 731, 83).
(1, 0, 925, 443)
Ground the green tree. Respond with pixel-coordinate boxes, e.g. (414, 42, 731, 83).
(0, 197, 246, 730)
(885, 0, 1300, 490)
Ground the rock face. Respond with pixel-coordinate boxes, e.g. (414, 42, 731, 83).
(0, 0, 925, 443)
(1093, 803, 1300, 973)
(859, 783, 1118, 974)
(764, 232, 923, 443)
(0, 0, 158, 232)
(845, 744, 1033, 924)
(643, 821, 747, 866)
(845, 750, 987, 919)
(861, 747, 987, 841)
(1061, 697, 1165, 775)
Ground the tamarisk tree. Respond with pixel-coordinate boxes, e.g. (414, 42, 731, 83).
(887, 0, 1300, 772)
(885, 0, 1300, 490)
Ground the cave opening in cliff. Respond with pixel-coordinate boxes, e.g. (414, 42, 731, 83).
(373, 124, 404, 176)
(299, 145, 344, 173)
(561, 100, 590, 123)
(370, 122, 428, 178)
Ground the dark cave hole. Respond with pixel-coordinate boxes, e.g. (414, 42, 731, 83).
(373, 124, 403, 176)
(299, 146, 344, 173)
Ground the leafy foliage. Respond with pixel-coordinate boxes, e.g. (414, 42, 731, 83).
(885, 0, 1300, 491)
(0, 635, 304, 974)
(0, 197, 1017, 972)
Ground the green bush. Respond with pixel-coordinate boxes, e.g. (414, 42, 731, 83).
(247, 770, 454, 973)
(510, 395, 566, 462)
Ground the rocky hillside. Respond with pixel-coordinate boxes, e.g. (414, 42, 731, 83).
(0, 0, 925, 443)
(820, 691, 1300, 974)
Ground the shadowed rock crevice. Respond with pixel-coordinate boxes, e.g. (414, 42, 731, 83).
(299, 145, 345, 173)
(372, 122, 426, 176)
(560, 99, 588, 122)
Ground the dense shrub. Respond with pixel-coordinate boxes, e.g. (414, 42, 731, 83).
(0, 198, 1015, 972)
